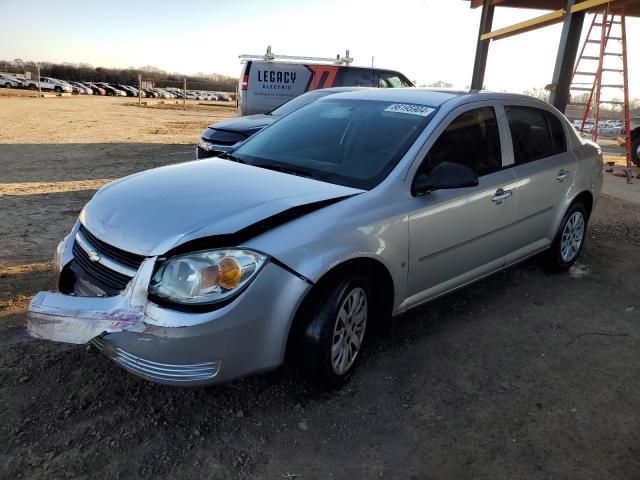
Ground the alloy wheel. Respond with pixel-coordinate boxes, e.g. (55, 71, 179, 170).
(560, 211, 585, 262)
(331, 287, 367, 375)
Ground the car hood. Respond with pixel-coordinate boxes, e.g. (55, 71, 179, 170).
(206, 114, 276, 134)
(80, 159, 363, 256)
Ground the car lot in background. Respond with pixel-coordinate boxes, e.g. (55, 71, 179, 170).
(0, 79, 233, 100)
(571, 117, 625, 136)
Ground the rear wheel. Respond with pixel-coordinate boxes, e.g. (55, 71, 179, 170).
(631, 135, 640, 168)
(4, 82, 11, 88)
(544, 202, 587, 272)
(300, 275, 370, 388)
(29, 84, 37, 90)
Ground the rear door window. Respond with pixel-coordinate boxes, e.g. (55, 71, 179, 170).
(505, 106, 566, 164)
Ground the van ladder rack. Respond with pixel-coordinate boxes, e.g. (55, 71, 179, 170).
(239, 45, 354, 65)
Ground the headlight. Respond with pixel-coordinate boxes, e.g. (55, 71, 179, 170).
(198, 140, 215, 151)
(149, 249, 267, 306)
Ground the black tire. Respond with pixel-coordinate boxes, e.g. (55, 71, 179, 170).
(54, 86, 62, 93)
(631, 135, 640, 168)
(4, 82, 11, 88)
(300, 274, 370, 388)
(544, 202, 587, 272)
(29, 84, 37, 91)
(107, 91, 113, 96)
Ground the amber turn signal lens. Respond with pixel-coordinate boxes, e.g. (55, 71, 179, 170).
(218, 257, 242, 290)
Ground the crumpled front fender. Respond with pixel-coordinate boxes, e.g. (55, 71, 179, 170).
(26, 257, 156, 344)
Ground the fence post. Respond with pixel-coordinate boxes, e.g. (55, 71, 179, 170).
(138, 74, 142, 107)
(183, 78, 186, 110)
(36, 64, 41, 96)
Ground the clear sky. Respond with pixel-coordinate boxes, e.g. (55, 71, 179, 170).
(0, 0, 638, 96)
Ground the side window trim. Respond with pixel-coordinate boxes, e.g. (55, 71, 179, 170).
(494, 104, 515, 168)
(545, 110, 568, 154)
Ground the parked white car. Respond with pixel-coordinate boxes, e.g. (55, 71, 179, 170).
(0, 74, 22, 88)
(23, 76, 73, 93)
(153, 89, 171, 99)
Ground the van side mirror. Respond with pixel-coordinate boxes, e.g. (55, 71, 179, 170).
(412, 162, 479, 196)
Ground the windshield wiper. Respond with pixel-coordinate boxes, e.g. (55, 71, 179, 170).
(252, 162, 315, 178)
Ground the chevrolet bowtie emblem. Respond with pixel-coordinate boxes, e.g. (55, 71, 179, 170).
(87, 250, 101, 262)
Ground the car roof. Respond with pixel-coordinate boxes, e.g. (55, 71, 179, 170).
(319, 88, 539, 107)
(309, 86, 372, 93)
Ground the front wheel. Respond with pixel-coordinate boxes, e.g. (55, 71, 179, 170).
(545, 202, 587, 272)
(54, 86, 62, 93)
(300, 275, 370, 388)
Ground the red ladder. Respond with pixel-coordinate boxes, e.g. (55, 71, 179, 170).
(567, 8, 632, 169)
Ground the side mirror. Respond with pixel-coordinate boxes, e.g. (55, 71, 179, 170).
(412, 162, 479, 196)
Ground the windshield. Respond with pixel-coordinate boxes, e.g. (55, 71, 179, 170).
(233, 99, 435, 189)
(270, 90, 337, 117)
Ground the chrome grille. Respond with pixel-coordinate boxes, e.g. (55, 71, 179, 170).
(71, 225, 145, 295)
(79, 224, 144, 270)
(72, 241, 132, 292)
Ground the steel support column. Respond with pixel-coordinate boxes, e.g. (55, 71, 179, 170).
(549, 0, 585, 112)
(471, 1, 495, 90)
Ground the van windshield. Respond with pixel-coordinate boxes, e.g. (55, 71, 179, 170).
(233, 99, 435, 189)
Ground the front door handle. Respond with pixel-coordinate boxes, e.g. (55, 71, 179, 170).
(491, 188, 512, 204)
(556, 169, 570, 182)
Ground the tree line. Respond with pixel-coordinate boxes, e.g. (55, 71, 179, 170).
(0, 60, 238, 92)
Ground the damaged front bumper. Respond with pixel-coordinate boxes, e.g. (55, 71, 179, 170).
(27, 257, 156, 344)
(26, 235, 311, 386)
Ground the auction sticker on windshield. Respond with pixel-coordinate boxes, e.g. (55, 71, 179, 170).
(384, 104, 435, 117)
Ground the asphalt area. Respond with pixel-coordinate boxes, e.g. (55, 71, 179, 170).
(1, 95, 640, 479)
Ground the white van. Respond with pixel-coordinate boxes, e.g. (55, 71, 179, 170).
(238, 50, 413, 115)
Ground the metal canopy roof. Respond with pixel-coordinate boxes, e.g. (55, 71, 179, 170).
(467, 0, 638, 112)
(468, 0, 640, 17)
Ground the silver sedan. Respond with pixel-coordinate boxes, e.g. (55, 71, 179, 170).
(27, 89, 603, 387)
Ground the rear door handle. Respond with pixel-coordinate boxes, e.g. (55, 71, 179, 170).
(491, 188, 512, 204)
(556, 169, 570, 182)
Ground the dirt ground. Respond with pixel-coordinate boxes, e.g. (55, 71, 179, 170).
(1, 95, 640, 479)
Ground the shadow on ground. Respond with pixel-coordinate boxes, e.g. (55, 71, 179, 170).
(1, 142, 640, 479)
(1, 199, 639, 479)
